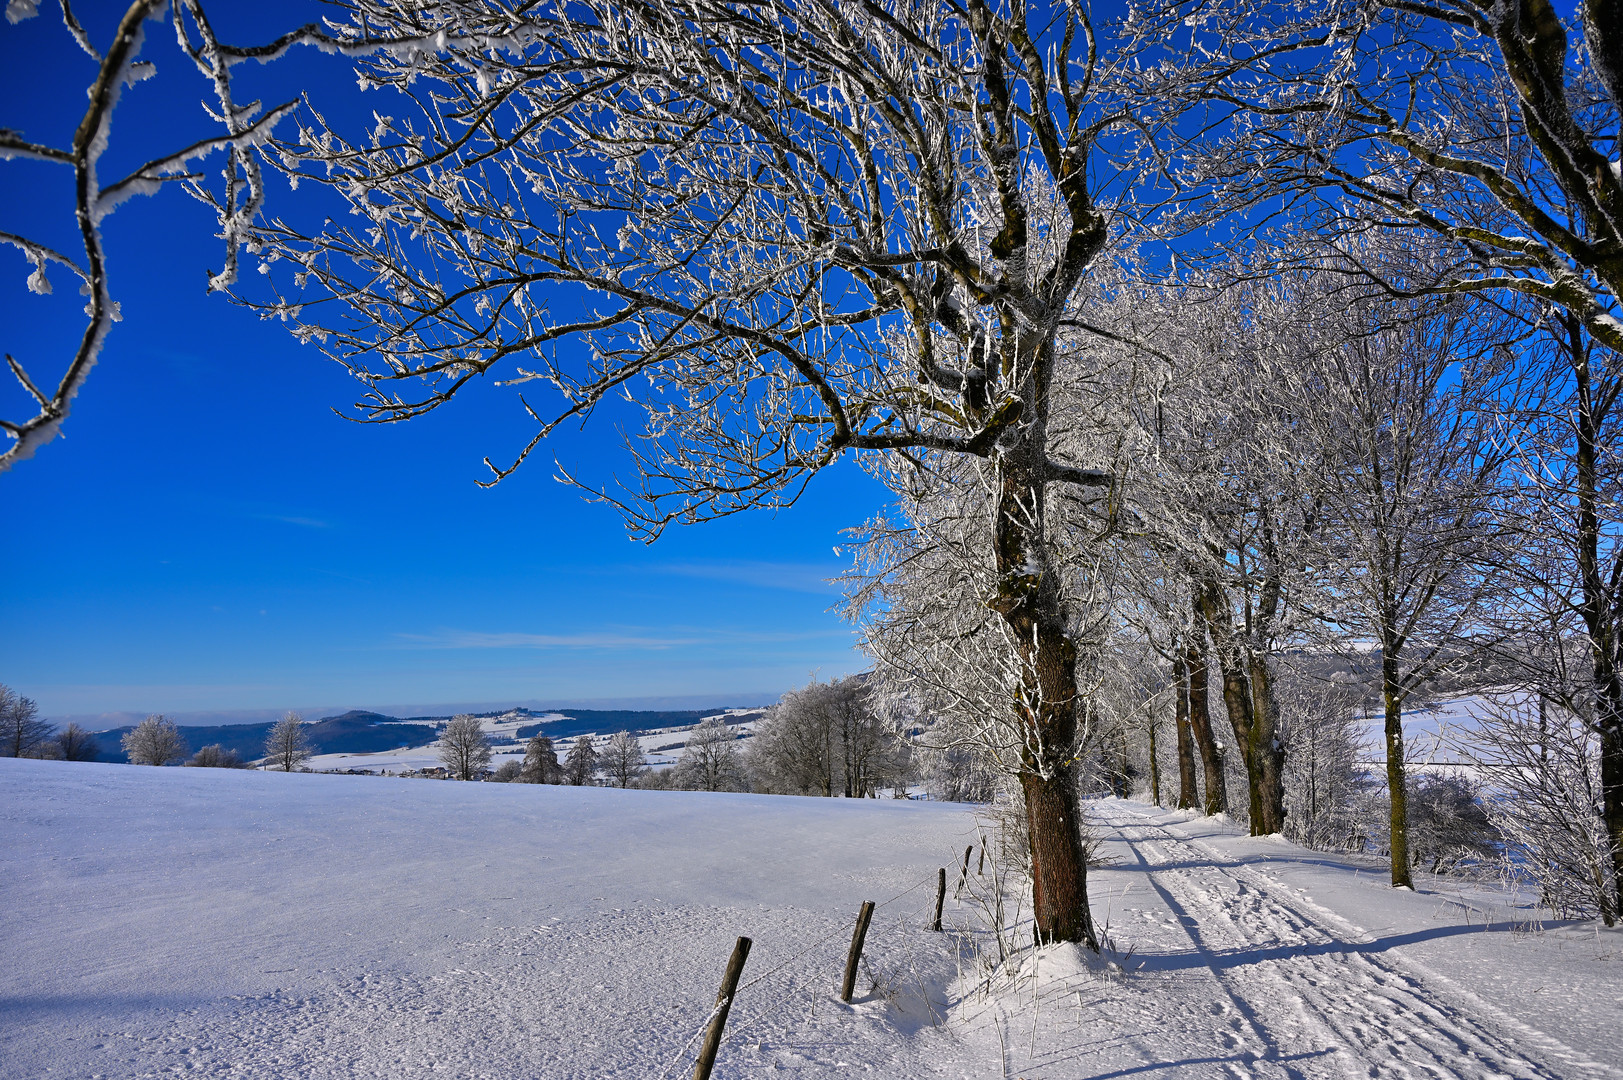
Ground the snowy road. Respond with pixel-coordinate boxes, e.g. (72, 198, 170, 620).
(973, 803, 1623, 1080)
(1111, 802, 1615, 1080)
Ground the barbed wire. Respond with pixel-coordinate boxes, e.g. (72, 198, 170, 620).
(659, 860, 974, 1074)
(656, 995, 730, 1080)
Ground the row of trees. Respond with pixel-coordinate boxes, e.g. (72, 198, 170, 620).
(117, 711, 309, 768)
(495, 686, 913, 796)
(850, 260, 1621, 921)
(8, 0, 1621, 944)
(1, 695, 314, 771)
(0, 685, 99, 762)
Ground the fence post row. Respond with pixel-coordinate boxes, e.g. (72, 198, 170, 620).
(840, 901, 876, 1003)
(693, 936, 751, 1080)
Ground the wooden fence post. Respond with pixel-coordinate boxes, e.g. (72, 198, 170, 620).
(932, 867, 946, 931)
(693, 936, 751, 1080)
(955, 844, 973, 898)
(840, 901, 876, 1003)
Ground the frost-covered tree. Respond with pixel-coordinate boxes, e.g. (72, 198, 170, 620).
(122, 715, 188, 766)
(1198, 0, 1623, 355)
(439, 715, 493, 780)
(0, 685, 52, 758)
(599, 730, 647, 789)
(264, 712, 312, 772)
(0, 2, 444, 472)
(563, 735, 598, 787)
(1404, 772, 1498, 877)
(519, 734, 561, 784)
(921, 745, 1000, 804)
(673, 718, 746, 793)
(490, 759, 524, 782)
(1467, 693, 1618, 923)
(186, 743, 247, 769)
(1489, 314, 1623, 916)
(243, 0, 1267, 948)
(55, 722, 100, 762)
(1279, 280, 1510, 887)
(751, 678, 903, 798)
(1276, 675, 1368, 853)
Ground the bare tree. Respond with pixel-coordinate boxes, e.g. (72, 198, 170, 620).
(55, 723, 100, 762)
(752, 678, 906, 798)
(1276, 674, 1369, 854)
(519, 734, 561, 784)
(0, 2, 389, 471)
(187, 744, 247, 768)
(1200, 0, 1623, 354)
(245, 0, 1250, 948)
(439, 715, 493, 780)
(673, 718, 746, 793)
(1492, 314, 1623, 915)
(264, 712, 312, 772)
(0, 685, 52, 758)
(599, 730, 647, 789)
(1466, 693, 1617, 922)
(563, 735, 598, 787)
(122, 715, 188, 766)
(1282, 283, 1510, 886)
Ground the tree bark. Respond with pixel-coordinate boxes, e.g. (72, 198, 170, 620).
(1173, 644, 1199, 810)
(1198, 577, 1283, 834)
(1567, 314, 1623, 918)
(1146, 703, 1162, 806)
(1183, 615, 1228, 816)
(1198, 581, 1257, 816)
(1382, 644, 1414, 889)
(992, 421, 1097, 949)
(1246, 652, 1287, 834)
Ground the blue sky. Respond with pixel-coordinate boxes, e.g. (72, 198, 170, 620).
(0, 3, 889, 724)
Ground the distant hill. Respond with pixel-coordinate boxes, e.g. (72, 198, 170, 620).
(512, 708, 764, 743)
(93, 706, 766, 763)
(94, 712, 441, 764)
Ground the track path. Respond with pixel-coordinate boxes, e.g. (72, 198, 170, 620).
(1078, 802, 1617, 1080)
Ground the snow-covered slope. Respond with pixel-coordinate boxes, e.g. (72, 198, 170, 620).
(5, 761, 1621, 1079)
(0, 758, 975, 1078)
(303, 709, 762, 774)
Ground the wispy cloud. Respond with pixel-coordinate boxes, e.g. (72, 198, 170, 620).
(652, 560, 842, 594)
(395, 630, 702, 650)
(256, 514, 330, 529)
(392, 625, 851, 651)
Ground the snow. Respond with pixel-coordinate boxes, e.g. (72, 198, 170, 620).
(301, 710, 760, 774)
(4, 761, 1622, 1079)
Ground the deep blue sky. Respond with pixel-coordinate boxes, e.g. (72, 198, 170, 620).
(0, 3, 888, 724)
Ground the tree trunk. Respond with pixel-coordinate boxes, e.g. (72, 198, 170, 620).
(991, 430, 1097, 949)
(1382, 646, 1413, 889)
(1173, 644, 1199, 810)
(1567, 314, 1623, 919)
(1198, 578, 1286, 835)
(1146, 704, 1162, 806)
(1183, 616, 1227, 816)
(1198, 580, 1261, 827)
(1247, 653, 1287, 834)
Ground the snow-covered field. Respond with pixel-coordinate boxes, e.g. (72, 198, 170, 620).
(4, 759, 1621, 1079)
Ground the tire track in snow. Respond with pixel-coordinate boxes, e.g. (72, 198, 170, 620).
(1096, 803, 1614, 1080)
